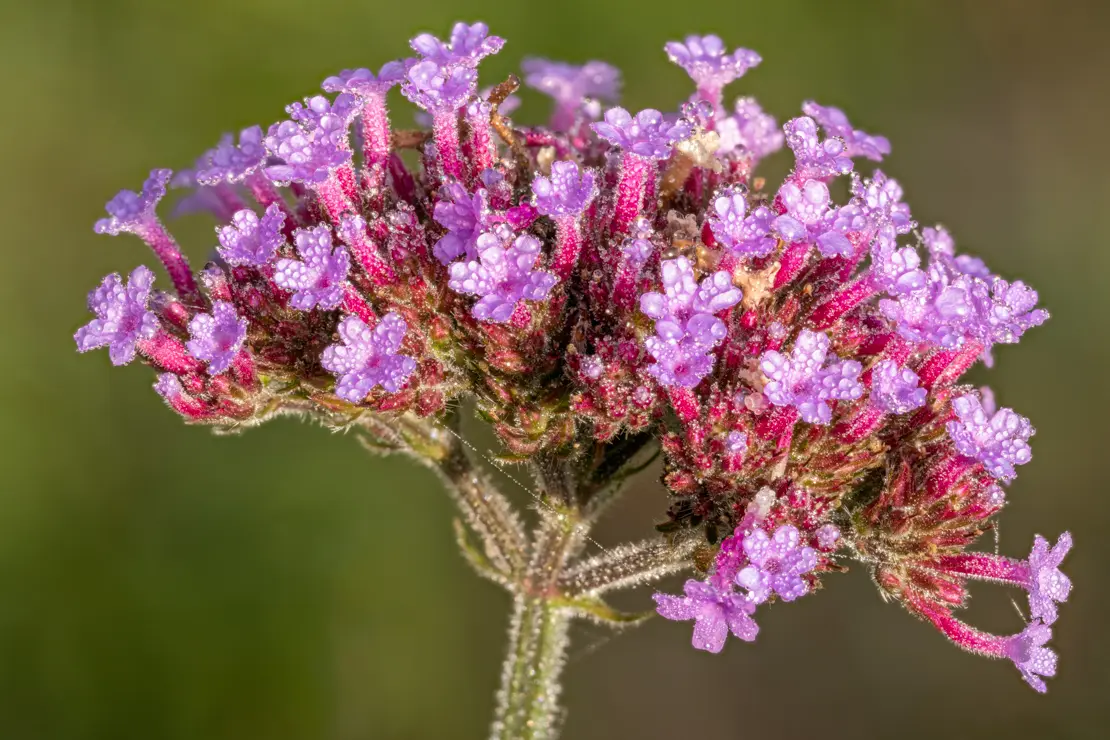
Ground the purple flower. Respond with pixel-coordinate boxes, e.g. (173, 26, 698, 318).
(285, 93, 358, 131)
(521, 58, 621, 129)
(274, 224, 350, 310)
(194, 126, 268, 185)
(1005, 621, 1057, 694)
(923, 225, 991, 279)
(322, 62, 405, 96)
(1025, 533, 1073, 625)
(946, 394, 1033, 482)
(802, 101, 891, 162)
(321, 312, 417, 400)
(735, 525, 819, 603)
(263, 117, 351, 185)
(409, 22, 504, 68)
(186, 301, 248, 375)
(531, 161, 598, 218)
(816, 524, 841, 551)
(448, 233, 558, 322)
(664, 35, 761, 99)
(979, 276, 1049, 347)
(760, 329, 864, 424)
(708, 188, 776, 258)
(620, 236, 654, 265)
(640, 257, 743, 387)
(870, 359, 926, 414)
(433, 182, 493, 263)
(653, 579, 759, 653)
(94, 169, 171, 235)
(725, 430, 748, 455)
(217, 204, 286, 266)
(74, 266, 159, 365)
(715, 97, 783, 161)
(870, 226, 926, 296)
(400, 59, 478, 114)
(591, 108, 692, 160)
(855, 171, 914, 234)
(783, 117, 853, 181)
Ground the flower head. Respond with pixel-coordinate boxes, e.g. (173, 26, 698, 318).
(640, 257, 742, 387)
(1025, 533, 1073, 624)
(784, 116, 853, 181)
(531, 161, 598, 218)
(448, 233, 558, 322)
(263, 117, 350, 185)
(74, 266, 159, 365)
(870, 359, 926, 414)
(946, 394, 1033, 482)
(322, 313, 417, 400)
(760, 329, 863, 424)
(708, 188, 776, 258)
(735, 525, 819, 603)
(401, 60, 478, 114)
(433, 182, 493, 263)
(592, 107, 692, 159)
(410, 22, 504, 68)
(322, 62, 405, 96)
(94, 170, 171, 235)
(217, 204, 286, 266)
(521, 58, 621, 128)
(194, 127, 268, 185)
(802, 100, 891, 161)
(715, 97, 783, 161)
(186, 301, 247, 375)
(653, 579, 758, 653)
(664, 35, 761, 100)
(274, 225, 350, 310)
(1006, 621, 1058, 693)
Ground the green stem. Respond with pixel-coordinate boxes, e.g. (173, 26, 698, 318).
(490, 509, 581, 740)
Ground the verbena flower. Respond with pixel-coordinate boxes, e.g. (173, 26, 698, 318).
(75, 22, 1067, 696)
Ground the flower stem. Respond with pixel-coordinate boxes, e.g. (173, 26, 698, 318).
(490, 509, 581, 740)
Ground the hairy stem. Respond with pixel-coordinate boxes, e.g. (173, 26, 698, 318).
(491, 509, 581, 740)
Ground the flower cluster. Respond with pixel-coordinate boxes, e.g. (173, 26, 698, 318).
(76, 23, 1068, 693)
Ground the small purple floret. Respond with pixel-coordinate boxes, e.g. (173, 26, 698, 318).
(784, 117, 853, 181)
(274, 224, 350, 310)
(263, 118, 351, 185)
(322, 62, 405, 96)
(433, 182, 492, 263)
(870, 359, 926, 414)
(217, 204, 287, 266)
(760, 329, 863, 424)
(186, 301, 248, 375)
(653, 579, 758, 653)
(321, 312, 417, 400)
(410, 22, 504, 68)
(401, 60, 478, 114)
(94, 170, 171, 235)
(521, 58, 621, 128)
(1005, 621, 1057, 694)
(664, 35, 761, 99)
(802, 101, 891, 162)
(448, 233, 558, 322)
(591, 108, 692, 160)
(715, 97, 783, 161)
(639, 257, 743, 387)
(946, 394, 1033, 482)
(816, 524, 841, 551)
(74, 266, 159, 366)
(735, 525, 819, 603)
(195, 127, 268, 185)
(532, 161, 598, 218)
(1025, 533, 1073, 625)
(708, 188, 776, 258)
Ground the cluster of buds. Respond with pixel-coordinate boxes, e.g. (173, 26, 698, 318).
(76, 23, 1069, 693)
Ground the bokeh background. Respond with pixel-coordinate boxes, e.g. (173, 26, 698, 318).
(2, 0, 1108, 737)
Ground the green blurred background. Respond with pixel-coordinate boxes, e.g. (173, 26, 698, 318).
(2, 0, 1107, 737)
